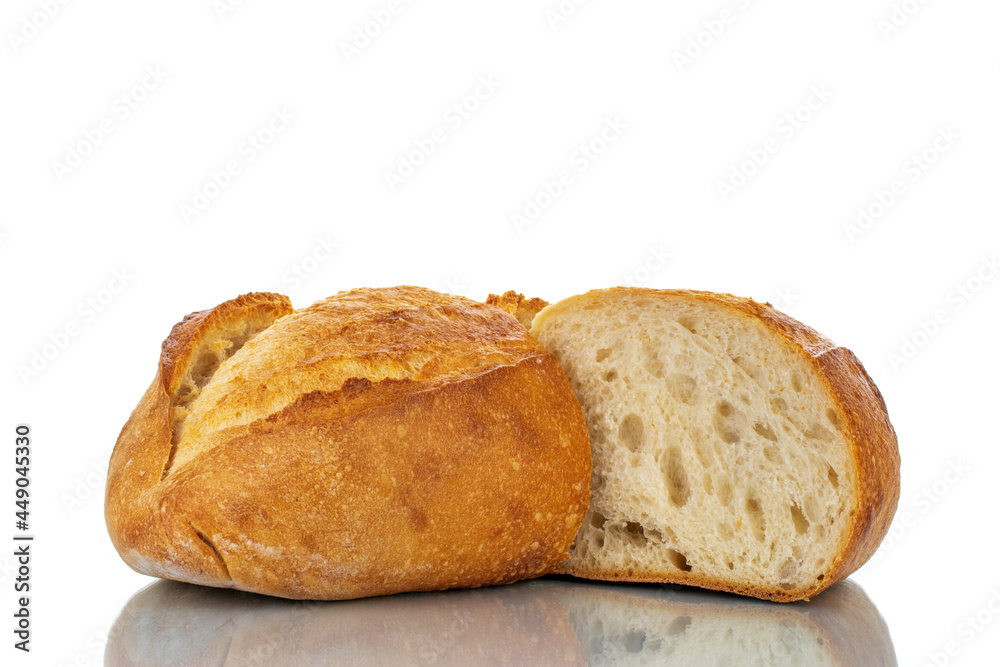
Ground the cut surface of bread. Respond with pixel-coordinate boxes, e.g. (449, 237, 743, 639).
(530, 288, 899, 601)
(106, 287, 591, 600)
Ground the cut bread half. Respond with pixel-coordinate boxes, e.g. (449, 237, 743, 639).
(527, 288, 900, 602)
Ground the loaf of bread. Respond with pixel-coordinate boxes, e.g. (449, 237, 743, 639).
(526, 288, 899, 601)
(105, 287, 591, 600)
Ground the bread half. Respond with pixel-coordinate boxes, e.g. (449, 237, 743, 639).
(105, 287, 591, 599)
(528, 288, 899, 601)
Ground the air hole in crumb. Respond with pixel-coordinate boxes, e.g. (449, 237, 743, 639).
(644, 527, 664, 544)
(666, 373, 698, 405)
(604, 369, 618, 382)
(717, 478, 732, 506)
(817, 574, 825, 581)
(619, 414, 644, 452)
(805, 423, 835, 442)
(745, 497, 766, 542)
(827, 466, 840, 489)
(624, 521, 647, 547)
(763, 446, 783, 464)
(623, 631, 646, 653)
(803, 495, 822, 523)
(713, 423, 740, 444)
(753, 422, 778, 442)
(590, 511, 607, 529)
(826, 407, 844, 431)
(790, 504, 810, 534)
(718, 523, 734, 540)
(642, 343, 665, 378)
(591, 473, 606, 494)
(731, 355, 762, 382)
(595, 348, 612, 362)
(712, 401, 742, 444)
(691, 430, 713, 468)
(769, 396, 788, 413)
(666, 616, 692, 636)
(779, 558, 798, 581)
(677, 316, 698, 334)
(661, 447, 691, 508)
(727, 561, 734, 570)
(792, 373, 804, 392)
(665, 549, 691, 572)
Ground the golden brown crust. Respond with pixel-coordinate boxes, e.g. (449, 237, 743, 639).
(543, 288, 900, 602)
(486, 291, 549, 329)
(106, 287, 591, 600)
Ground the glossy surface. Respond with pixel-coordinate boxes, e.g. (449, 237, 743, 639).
(105, 577, 895, 666)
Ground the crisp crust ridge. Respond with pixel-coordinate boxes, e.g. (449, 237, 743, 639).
(160, 292, 293, 396)
(486, 291, 549, 330)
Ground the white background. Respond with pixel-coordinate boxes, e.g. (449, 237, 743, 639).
(3, 0, 999, 664)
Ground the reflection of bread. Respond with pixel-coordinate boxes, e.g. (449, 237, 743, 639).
(104, 580, 587, 667)
(528, 289, 899, 601)
(555, 579, 897, 666)
(105, 287, 590, 599)
(105, 578, 895, 666)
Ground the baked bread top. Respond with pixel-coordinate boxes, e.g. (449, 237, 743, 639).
(167, 286, 550, 474)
